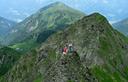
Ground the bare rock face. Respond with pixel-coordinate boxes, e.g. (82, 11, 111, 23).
(43, 52, 97, 82)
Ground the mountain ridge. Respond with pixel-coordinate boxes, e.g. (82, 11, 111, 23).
(1, 13, 128, 82)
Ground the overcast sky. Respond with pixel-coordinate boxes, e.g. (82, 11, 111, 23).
(0, 0, 128, 23)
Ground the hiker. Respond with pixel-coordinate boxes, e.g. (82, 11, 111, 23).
(68, 43, 74, 53)
(63, 45, 68, 55)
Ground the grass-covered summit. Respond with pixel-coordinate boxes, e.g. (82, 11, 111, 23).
(4, 2, 85, 45)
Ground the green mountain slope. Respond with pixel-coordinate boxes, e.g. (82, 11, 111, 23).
(0, 47, 21, 77)
(4, 2, 85, 46)
(1, 13, 128, 82)
(113, 18, 128, 36)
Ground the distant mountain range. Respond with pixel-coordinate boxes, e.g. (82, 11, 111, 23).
(0, 16, 16, 37)
(3, 2, 85, 52)
(113, 18, 128, 36)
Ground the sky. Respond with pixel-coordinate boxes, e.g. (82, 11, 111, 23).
(0, 0, 128, 23)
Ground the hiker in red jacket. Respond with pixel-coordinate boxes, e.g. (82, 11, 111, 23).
(63, 46, 68, 55)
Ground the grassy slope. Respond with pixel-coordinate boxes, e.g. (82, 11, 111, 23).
(10, 39, 39, 53)
(92, 15, 128, 82)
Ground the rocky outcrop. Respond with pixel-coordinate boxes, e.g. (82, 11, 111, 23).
(43, 52, 97, 82)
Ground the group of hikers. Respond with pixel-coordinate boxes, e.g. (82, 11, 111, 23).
(61, 43, 79, 65)
(62, 43, 75, 55)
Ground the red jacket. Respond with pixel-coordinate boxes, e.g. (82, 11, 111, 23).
(63, 47, 68, 53)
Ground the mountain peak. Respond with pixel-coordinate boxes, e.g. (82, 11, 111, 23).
(4, 1, 85, 45)
(85, 13, 107, 22)
(52, 1, 66, 6)
(39, 2, 70, 12)
(49, 1, 67, 8)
